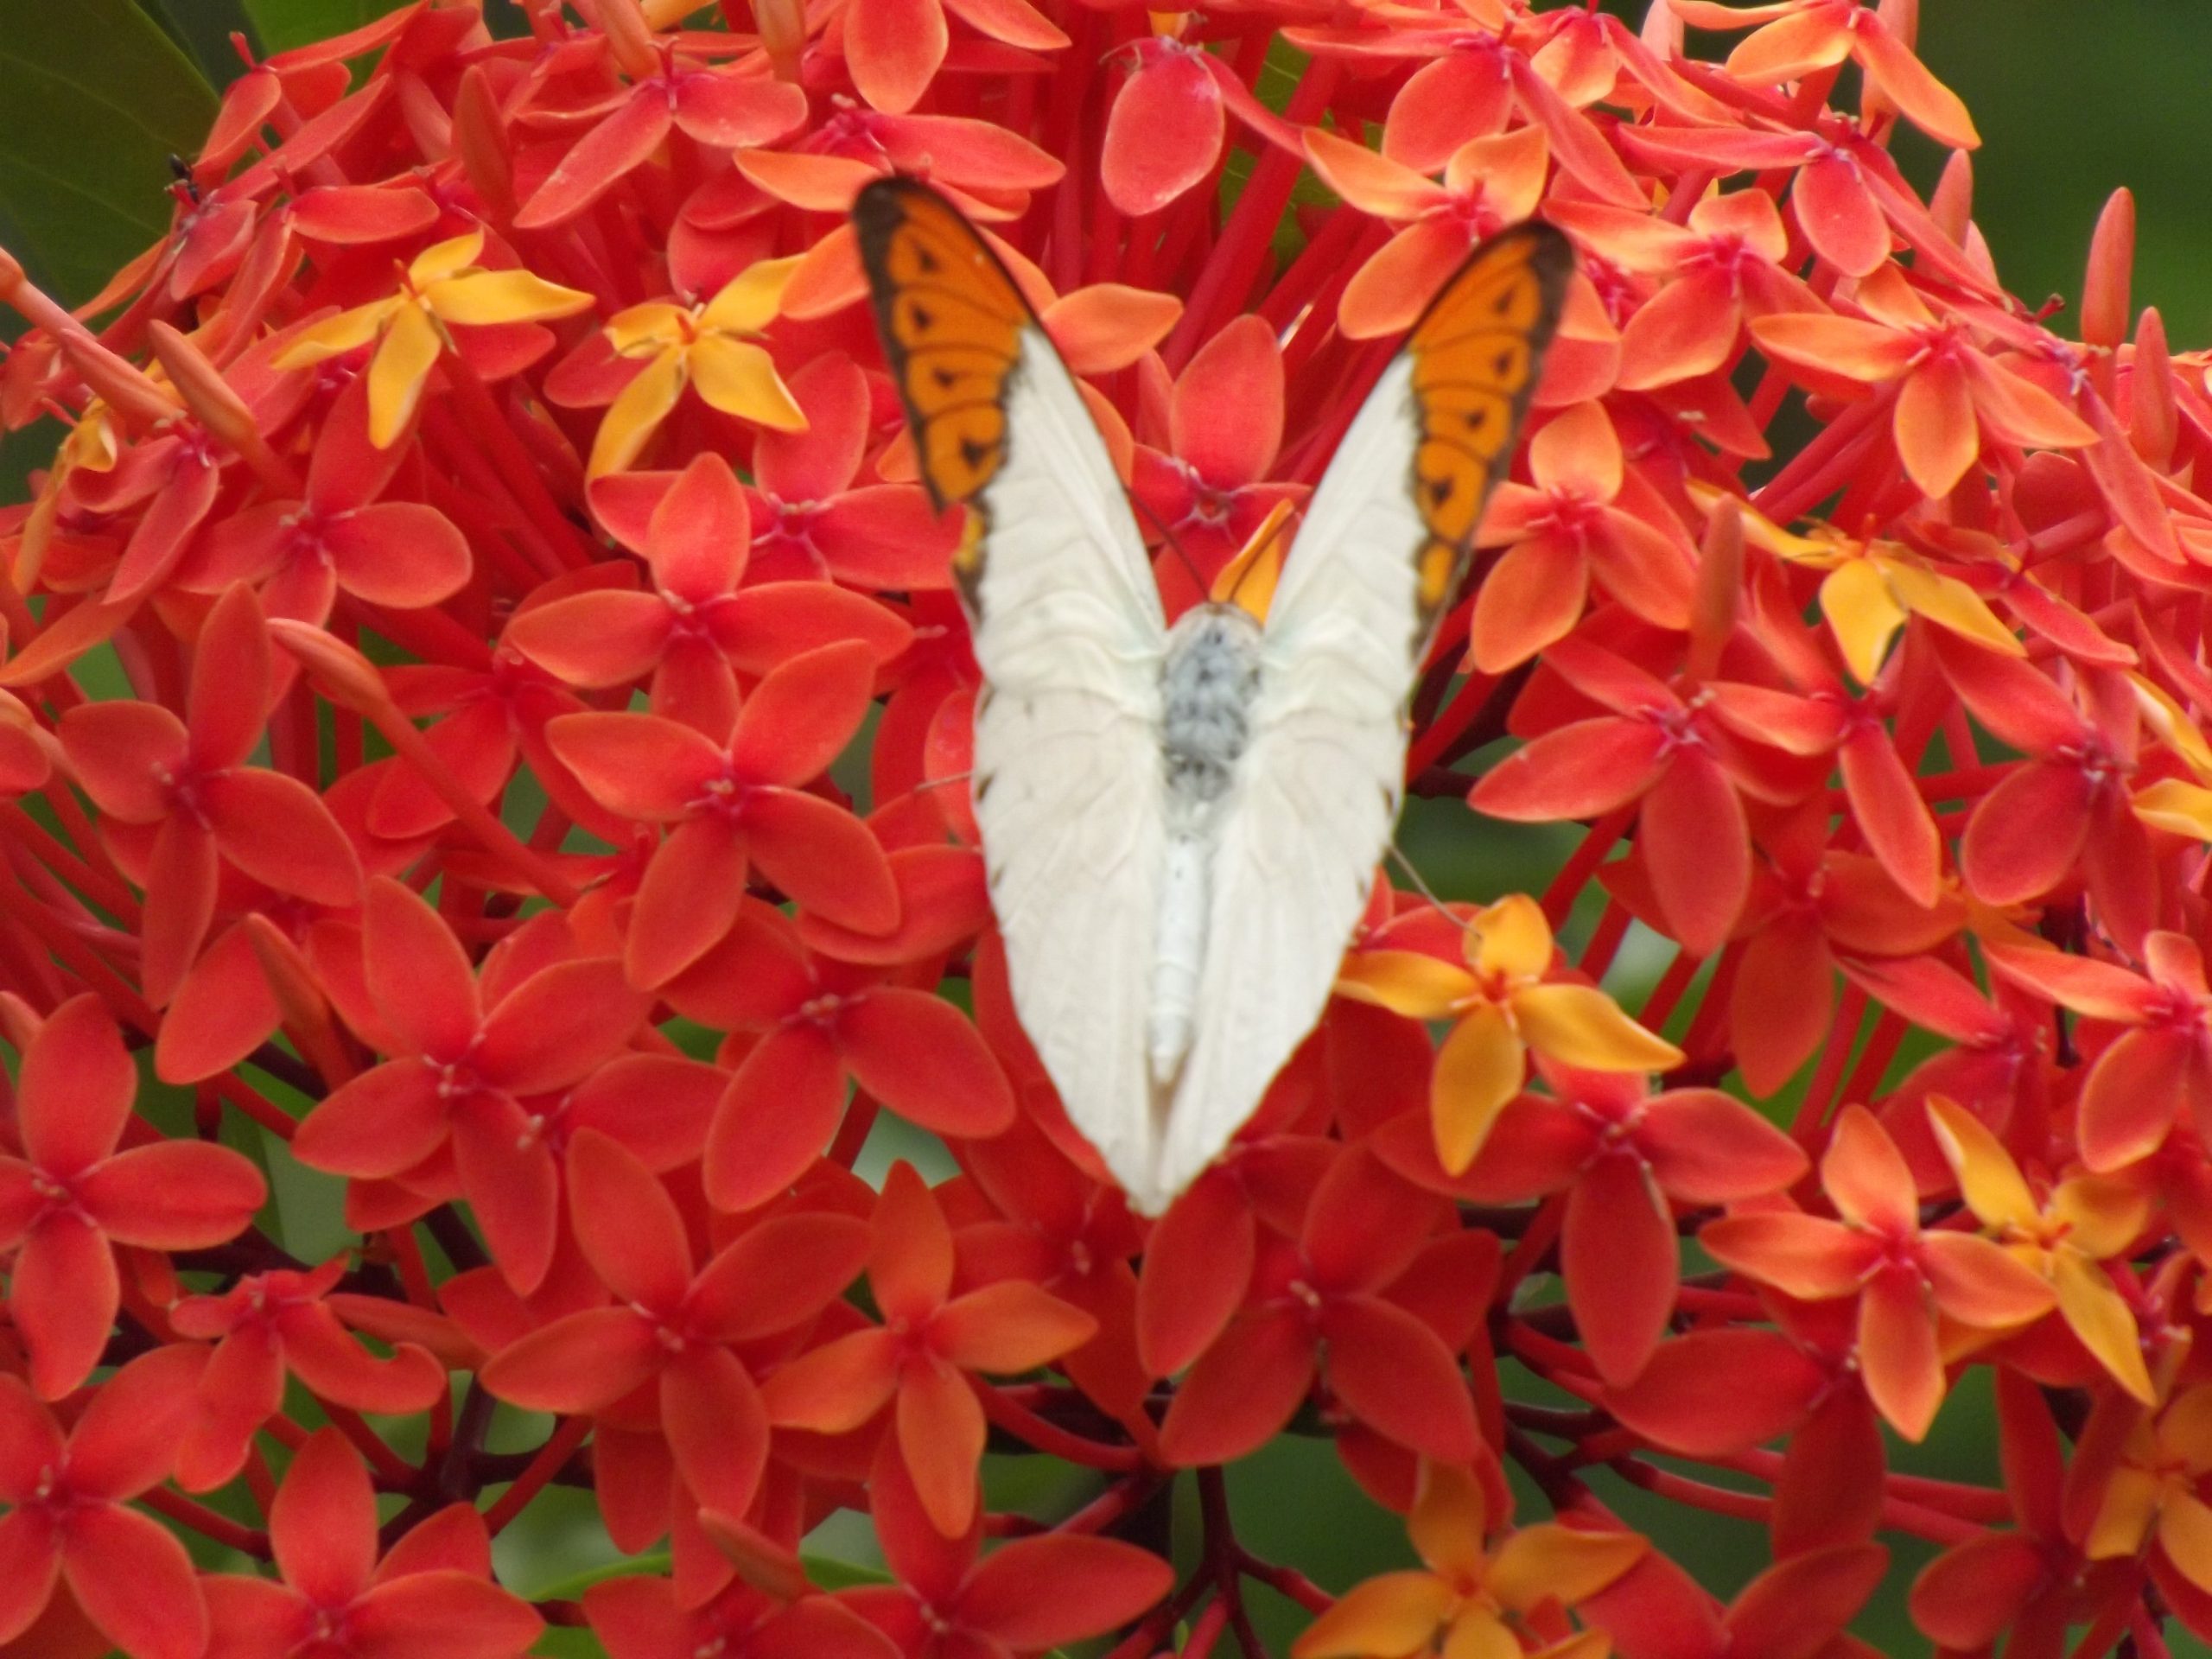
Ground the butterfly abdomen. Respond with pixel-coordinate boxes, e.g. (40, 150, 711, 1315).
(1148, 603, 1264, 1090)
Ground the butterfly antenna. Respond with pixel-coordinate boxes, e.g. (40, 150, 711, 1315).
(1128, 484, 1210, 600)
(1388, 840, 1460, 926)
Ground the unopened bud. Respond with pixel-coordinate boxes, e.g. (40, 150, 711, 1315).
(146, 321, 301, 495)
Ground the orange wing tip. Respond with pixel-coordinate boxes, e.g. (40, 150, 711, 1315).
(1211, 497, 1296, 620)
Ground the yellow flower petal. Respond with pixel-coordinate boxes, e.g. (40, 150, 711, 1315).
(1469, 892, 1553, 981)
(1489, 1522, 1648, 1611)
(1407, 1461, 1488, 1581)
(606, 301, 690, 357)
(688, 334, 807, 430)
(2160, 1385, 2212, 1466)
(2051, 1249, 2154, 1404)
(409, 227, 488, 285)
(365, 300, 444, 448)
(423, 267, 594, 327)
(1876, 555, 2024, 656)
(1443, 1608, 1525, 1659)
(1290, 1572, 1452, 1659)
(2053, 1175, 2150, 1261)
(1334, 950, 1476, 1020)
(1433, 1002, 1527, 1175)
(2132, 778, 2212, 840)
(1923, 1096, 2037, 1231)
(588, 346, 689, 477)
(273, 296, 398, 370)
(699, 253, 804, 334)
(2162, 1490, 2212, 1592)
(1510, 983, 1683, 1073)
(2084, 1465, 2161, 1560)
(1818, 556, 1908, 683)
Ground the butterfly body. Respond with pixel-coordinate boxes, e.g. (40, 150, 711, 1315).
(855, 180, 1567, 1214)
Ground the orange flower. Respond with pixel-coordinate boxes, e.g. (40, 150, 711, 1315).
(1703, 1105, 2055, 1440)
(1292, 1460, 1644, 1659)
(1338, 893, 1683, 1174)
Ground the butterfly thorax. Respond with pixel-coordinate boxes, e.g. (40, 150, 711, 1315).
(1149, 602, 1264, 1095)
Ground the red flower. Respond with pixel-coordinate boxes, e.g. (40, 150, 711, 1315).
(482, 1129, 868, 1534)
(0, 1344, 209, 1659)
(761, 1163, 1096, 1536)
(662, 899, 1015, 1211)
(290, 878, 648, 1292)
(547, 640, 900, 985)
(200, 1429, 542, 1659)
(0, 995, 264, 1398)
(836, 1436, 1172, 1657)
(57, 582, 363, 1007)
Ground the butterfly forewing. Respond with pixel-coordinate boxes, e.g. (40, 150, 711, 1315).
(855, 180, 1173, 1198)
(854, 180, 1569, 1214)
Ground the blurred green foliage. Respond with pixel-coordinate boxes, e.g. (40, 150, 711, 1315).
(5, 2, 2212, 1653)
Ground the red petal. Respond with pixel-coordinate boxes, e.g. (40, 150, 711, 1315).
(140, 817, 219, 1010)
(280, 1306, 446, 1414)
(836, 988, 1015, 1137)
(1320, 1297, 1478, 1462)
(815, 488, 962, 590)
(759, 1327, 900, 1433)
(1795, 154, 1889, 276)
(931, 1282, 1096, 1373)
(746, 790, 899, 933)
(475, 959, 645, 1094)
(208, 770, 365, 906)
(515, 90, 671, 228)
(346, 1571, 543, 1659)
(960, 1535, 1174, 1648)
(187, 584, 271, 772)
(566, 1128, 695, 1312)
(731, 640, 879, 788)
(327, 504, 473, 609)
(156, 921, 282, 1084)
(364, 878, 482, 1056)
(671, 69, 808, 147)
(80, 1141, 264, 1249)
(1961, 760, 2094, 906)
(647, 452, 750, 602)
(1839, 725, 1941, 908)
(16, 1212, 118, 1400)
(1101, 47, 1224, 217)
(1605, 1330, 1824, 1455)
(1730, 912, 1834, 1096)
(1158, 1309, 1315, 1466)
(60, 1504, 207, 1659)
(1470, 717, 1668, 820)
(292, 1063, 451, 1179)
(844, 0, 946, 114)
(547, 713, 726, 820)
(60, 1342, 206, 1497)
(1564, 1154, 1676, 1387)
(702, 1025, 846, 1211)
(505, 592, 673, 689)
(1637, 1090, 1808, 1204)
(896, 1356, 986, 1536)
(57, 701, 188, 822)
(1640, 751, 1748, 957)
(690, 1212, 869, 1341)
(270, 1429, 377, 1605)
(1137, 1173, 1255, 1377)
(754, 355, 868, 502)
(480, 1309, 661, 1413)
(2079, 1027, 2195, 1171)
(0, 1510, 60, 1645)
(452, 1093, 561, 1295)
(18, 995, 135, 1175)
(627, 817, 750, 989)
(872, 1162, 955, 1323)
(661, 1346, 769, 1517)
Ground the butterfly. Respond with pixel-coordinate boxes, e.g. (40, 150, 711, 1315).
(854, 179, 1570, 1216)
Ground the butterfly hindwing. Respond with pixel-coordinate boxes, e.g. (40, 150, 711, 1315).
(1156, 226, 1571, 1199)
(855, 180, 1173, 1194)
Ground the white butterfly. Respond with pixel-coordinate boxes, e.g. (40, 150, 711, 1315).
(855, 181, 1570, 1215)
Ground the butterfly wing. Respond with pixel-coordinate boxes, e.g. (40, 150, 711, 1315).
(854, 180, 1173, 1191)
(1154, 224, 1573, 1200)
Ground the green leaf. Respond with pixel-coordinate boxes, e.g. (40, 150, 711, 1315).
(136, 0, 258, 88)
(0, 0, 214, 303)
(240, 0, 407, 56)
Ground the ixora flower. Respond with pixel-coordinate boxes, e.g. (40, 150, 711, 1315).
(8, 0, 2212, 1653)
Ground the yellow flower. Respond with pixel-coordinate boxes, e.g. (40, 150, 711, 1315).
(1927, 1096, 2154, 1402)
(1336, 893, 1682, 1174)
(1707, 487, 2022, 683)
(275, 231, 593, 447)
(2087, 1384, 2212, 1591)
(1293, 1461, 1642, 1659)
(588, 257, 808, 477)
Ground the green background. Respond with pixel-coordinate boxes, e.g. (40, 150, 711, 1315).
(3, 0, 2207, 1652)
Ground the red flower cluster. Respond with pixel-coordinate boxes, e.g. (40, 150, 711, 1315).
(0, 0, 2207, 1655)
